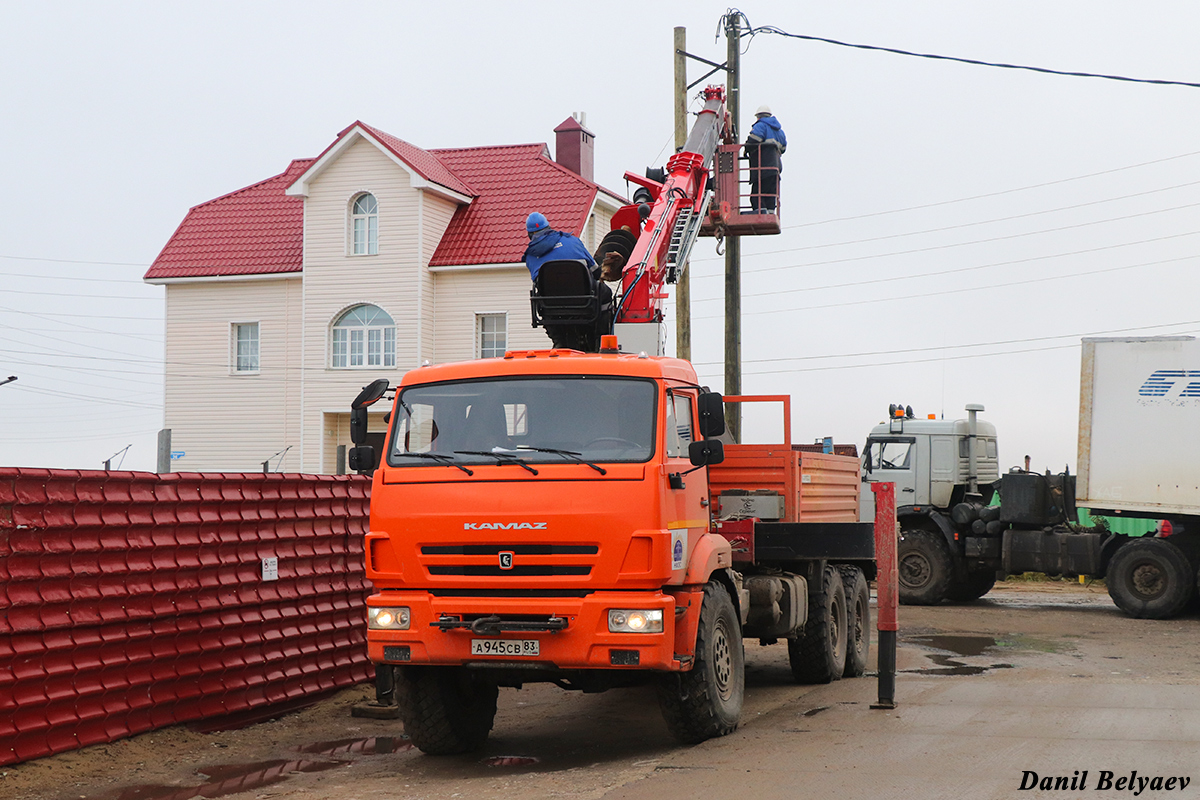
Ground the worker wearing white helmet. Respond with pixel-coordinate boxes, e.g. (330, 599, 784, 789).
(745, 105, 787, 214)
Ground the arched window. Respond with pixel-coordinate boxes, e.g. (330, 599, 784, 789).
(332, 304, 395, 367)
(351, 193, 378, 255)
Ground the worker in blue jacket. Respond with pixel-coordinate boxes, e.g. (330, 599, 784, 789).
(523, 212, 623, 350)
(745, 105, 786, 213)
(522, 212, 597, 281)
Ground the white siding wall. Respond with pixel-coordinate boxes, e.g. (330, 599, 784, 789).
(433, 268, 552, 363)
(163, 278, 302, 472)
(301, 138, 424, 473)
(421, 195, 458, 363)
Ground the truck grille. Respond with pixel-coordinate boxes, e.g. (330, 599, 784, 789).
(419, 543, 599, 580)
(428, 565, 591, 576)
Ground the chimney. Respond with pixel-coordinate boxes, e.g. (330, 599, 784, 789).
(554, 112, 594, 182)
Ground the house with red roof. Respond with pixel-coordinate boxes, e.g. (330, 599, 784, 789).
(145, 117, 624, 473)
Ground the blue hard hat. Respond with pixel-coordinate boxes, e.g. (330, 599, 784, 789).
(526, 212, 549, 233)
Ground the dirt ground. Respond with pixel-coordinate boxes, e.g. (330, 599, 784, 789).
(3, 580, 1197, 800)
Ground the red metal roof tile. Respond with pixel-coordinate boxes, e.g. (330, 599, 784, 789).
(428, 144, 624, 266)
(357, 123, 475, 197)
(146, 123, 627, 280)
(144, 159, 311, 280)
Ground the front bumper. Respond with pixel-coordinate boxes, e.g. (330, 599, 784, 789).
(366, 590, 682, 671)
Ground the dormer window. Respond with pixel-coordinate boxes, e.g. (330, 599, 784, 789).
(351, 193, 378, 255)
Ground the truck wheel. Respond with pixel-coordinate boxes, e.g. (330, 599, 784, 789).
(657, 580, 744, 744)
(946, 571, 997, 602)
(396, 666, 498, 755)
(788, 565, 847, 684)
(837, 565, 870, 678)
(1106, 539, 1194, 619)
(898, 529, 952, 605)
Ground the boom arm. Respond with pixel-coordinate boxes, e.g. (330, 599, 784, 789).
(612, 86, 728, 325)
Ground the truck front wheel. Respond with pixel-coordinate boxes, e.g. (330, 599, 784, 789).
(657, 580, 745, 744)
(788, 565, 847, 684)
(396, 666, 499, 755)
(1106, 539, 1194, 619)
(898, 529, 953, 605)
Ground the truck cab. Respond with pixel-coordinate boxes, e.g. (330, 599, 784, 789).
(859, 410, 999, 518)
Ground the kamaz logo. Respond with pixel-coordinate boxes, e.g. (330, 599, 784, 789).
(463, 522, 548, 530)
(1138, 370, 1200, 398)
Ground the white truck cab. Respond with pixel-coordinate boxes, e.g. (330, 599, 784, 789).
(859, 405, 999, 521)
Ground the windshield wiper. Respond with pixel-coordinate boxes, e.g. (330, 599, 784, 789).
(515, 446, 606, 475)
(453, 451, 539, 475)
(393, 452, 474, 475)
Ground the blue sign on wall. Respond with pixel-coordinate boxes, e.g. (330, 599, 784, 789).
(170, 451, 185, 460)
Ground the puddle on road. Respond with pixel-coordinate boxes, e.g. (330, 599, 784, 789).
(903, 634, 1016, 676)
(96, 759, 344, 800)
(483, 756, 541, 767)
(298, 736, 413, 756)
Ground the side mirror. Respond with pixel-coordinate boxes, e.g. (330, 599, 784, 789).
(348, 445, 376, 474)
(688, 439, 724, 467)
(350, 407, 369, 445)
(352, 378, 390, 410)
(697, 392, 726, 439)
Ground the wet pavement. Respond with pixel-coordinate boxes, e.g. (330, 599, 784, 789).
(12, 585, 1198, 800)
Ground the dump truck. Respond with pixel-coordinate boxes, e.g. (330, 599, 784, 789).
(860, 336, 1200, 619)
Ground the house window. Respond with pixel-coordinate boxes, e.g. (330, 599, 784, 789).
(351, 193, 378, 255)
(232, 322, 259, 373)
(332, 304, 395, 368)
(477, 313, 507, 359)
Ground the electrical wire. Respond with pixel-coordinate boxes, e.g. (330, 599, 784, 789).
(691, 200, 1200, 265)
(689, 318, 1200, 367)
(691, 251, 1199, 303)
(690, 254, 1193, 319)
(743, 25, 1200, 89)
(779, 148, 1200, 231)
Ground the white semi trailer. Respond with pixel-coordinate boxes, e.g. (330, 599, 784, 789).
(860, 336, 1200, 619)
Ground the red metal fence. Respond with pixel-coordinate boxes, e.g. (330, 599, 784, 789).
(0, 468, 374, 766)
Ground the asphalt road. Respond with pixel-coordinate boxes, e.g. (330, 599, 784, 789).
(6, 582, 1198, 800)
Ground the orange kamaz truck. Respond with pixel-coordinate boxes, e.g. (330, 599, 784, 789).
(346, 85, 875, 753)
(348, 351, 875, 753)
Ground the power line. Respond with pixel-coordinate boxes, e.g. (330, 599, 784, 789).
(690, 319, 1200, 367)
(746, 26, 1200, 89)
(4, 288, 159, 300)
(778, 149, 1200, 231)
(0, 270, 147, 284)
(692, 200, 1200, 265)
(0, 253, 150, 267)
(691, 251, 1198, 303)
(691, 254, 1191, 319)
(760, 180, 1200, 255)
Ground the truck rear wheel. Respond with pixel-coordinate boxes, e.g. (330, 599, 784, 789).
(657, 580, 744, 744)
(898, 529, 952, 605)
(788, 565, 847, 684)
(837, 565, 870, 678)
(1106, 539, 1194, 619)
(396, 666, 498, 755)
(946, 571, 997, 602)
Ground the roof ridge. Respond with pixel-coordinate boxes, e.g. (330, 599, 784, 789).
(429, 142, 548, 154)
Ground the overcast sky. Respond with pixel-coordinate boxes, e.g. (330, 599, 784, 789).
(3, 1, 1199, 473)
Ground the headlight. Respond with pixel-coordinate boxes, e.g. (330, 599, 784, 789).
(368, 606, 411, 630)
(608, 609, 663, 633)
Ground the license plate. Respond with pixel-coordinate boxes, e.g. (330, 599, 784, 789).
(471, 638, 539, 657)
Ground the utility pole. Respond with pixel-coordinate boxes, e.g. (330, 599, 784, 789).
(723, 13, 742, 441)
(674, 26, 691, 362)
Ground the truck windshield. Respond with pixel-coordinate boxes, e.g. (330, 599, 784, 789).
(387, 376, 657, 467)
